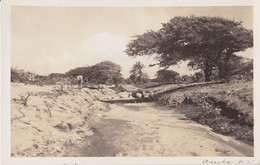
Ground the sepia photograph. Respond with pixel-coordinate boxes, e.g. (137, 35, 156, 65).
(1, 0, 260, 164)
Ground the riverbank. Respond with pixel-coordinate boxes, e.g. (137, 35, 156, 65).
(154, 81, 253, 145)
(11, 83, 122, 157)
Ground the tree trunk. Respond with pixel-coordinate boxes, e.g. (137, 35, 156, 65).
(218, 51, 232, 81)
(218, 65, 226, 80)
(218, 66, 230, 81)
(114, 79, 118, 87)
(204, 63, 212, 82)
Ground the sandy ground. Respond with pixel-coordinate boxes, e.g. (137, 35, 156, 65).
(11, 83, 253, 157)
(11, 83, 125, 157)
(72, 103, 253, 157)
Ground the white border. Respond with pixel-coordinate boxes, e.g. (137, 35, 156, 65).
(0, 0, 256, 7)
(1, 0, 260, 165)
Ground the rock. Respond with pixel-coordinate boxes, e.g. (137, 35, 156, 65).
(56, 146, 61, 152)
(85, 130, 94, 136)
(33, 144, 38, 149)
(54, 122, 70, 132)
(67, 123, 73, 130)
(76, 130, 85, 134)
(96, 114, 103, 117)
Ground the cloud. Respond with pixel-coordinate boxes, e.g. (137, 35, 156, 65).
(76, 32, 129, 66)
(47, 32, 201, 78)
(22, 32, 204, 78)
(70, 32, 160, 78)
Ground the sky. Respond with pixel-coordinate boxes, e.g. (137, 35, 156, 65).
(11, 6, 253, 78)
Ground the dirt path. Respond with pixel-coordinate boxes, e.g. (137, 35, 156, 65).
(72, 103, 253, 157)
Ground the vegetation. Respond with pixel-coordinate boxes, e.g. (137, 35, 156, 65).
(228, 57, 253, 81)
(67, 61, 123, 86)
(11, 61, 124, 87)
(155, 69, 179, 83)
(125, 16, 253, 82)
(66, 67, 91, 78)
(90, 61, 123, 86)
(11, 67, 36, 83)
(11, 67, 47, 85)
(129, 62, 149, 84)
(190, 72, 204, 82)
(155, 81, 253, 145)
(19, 92, 32, 106)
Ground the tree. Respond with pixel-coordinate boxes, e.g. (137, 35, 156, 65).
(48, 73, 66, 80)
(66, 61, 123, 86)
(228, 56, 253, 81)
(89, 61, 123, 86)
(129, 62, 149, 84)
(190, 72, 204, 82)
(66, 67, 91, 77)
(155, 69, 179, 83)
(181, 75, 193, 83)
(11, 67, 22, 82)
(11, 67, 37, 83)
(141, 72, 150, 84)
(125, 16, 253, 81)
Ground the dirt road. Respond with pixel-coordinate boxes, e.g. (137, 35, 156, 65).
(70, 102, 253, 157)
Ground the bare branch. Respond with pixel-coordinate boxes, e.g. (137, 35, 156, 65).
(19, 93, 32, 106)
(148, 63, 160, 67)
(44, 101, 52, 117)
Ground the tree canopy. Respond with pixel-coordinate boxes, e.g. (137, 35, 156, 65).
(66, 67, 91, 78)
(125, 16, 253, 81)
(90, 61, 123, 86)
(66, 61, 123, 86)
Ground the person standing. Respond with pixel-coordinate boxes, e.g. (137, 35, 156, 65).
(77, 75, 83, 89)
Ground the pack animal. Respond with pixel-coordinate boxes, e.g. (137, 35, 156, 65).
(132, 90, 144, 103)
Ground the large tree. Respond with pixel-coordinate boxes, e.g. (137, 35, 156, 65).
(125, 16, 253, 81)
